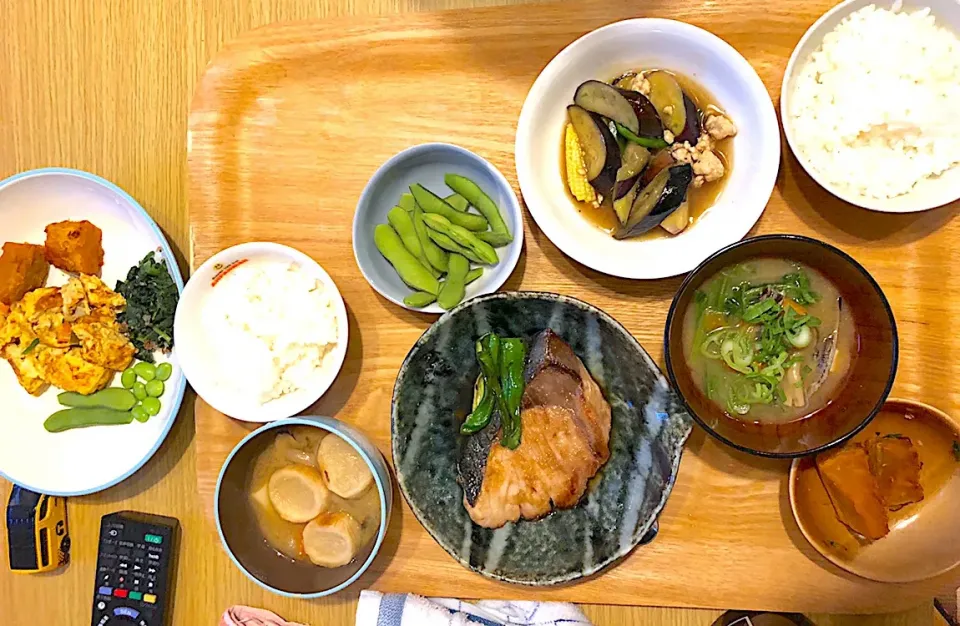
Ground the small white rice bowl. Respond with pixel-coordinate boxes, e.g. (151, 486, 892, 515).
(783, 0, 960, 211)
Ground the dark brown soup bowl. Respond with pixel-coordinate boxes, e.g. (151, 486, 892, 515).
(664, 235, 898, 458)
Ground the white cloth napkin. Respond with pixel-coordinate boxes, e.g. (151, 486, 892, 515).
(355, 591, 594, 626)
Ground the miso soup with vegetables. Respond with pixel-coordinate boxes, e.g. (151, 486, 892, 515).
(682, 260, 857, 423)
(248, 427, 380, 569)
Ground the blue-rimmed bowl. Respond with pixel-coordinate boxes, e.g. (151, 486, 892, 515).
(352, 143, 524, 313)
(215, 416, 392, 598)
(0, 167, 186, 496)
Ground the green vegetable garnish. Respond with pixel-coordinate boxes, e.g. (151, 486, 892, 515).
(116, 252, 179, 363)
(498, 338, 526, 450)
(21, 338, 39, 355)
(460, 334, 503, 435)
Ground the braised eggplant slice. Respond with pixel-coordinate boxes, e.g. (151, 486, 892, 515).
(589, 114, 621, 201)
(640, 149, 676, 187)
(615, 164, 693, 239)
(566, 105, 608, 181)
(616, 142, 650, 182)
(618, 89, 664, 139)
(646, 71, 686, 136)
(674, 93, 702, 145)
(660, 199, 691, 234)
(614, 174, 638, 200)
(613, 177, 641, 224)
(574, 80, 640, 134)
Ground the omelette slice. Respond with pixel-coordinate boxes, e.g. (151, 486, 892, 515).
(36, 347, 113, 395)
(72, 319, 135, 371)
(2, 342, 48, 396)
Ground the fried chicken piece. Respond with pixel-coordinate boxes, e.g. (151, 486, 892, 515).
(0, 243, 50, 305)
(44, 220, 104, 275)
(36, 347, 113, 395)
(867, 436, 924, 511)
(71, 319, 135, 371)
(816, 444, 889, 541)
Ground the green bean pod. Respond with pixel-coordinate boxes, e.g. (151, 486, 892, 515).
(413, 205, 449, 273)
(387, 206, 438, 278)
(410, 184, 488, 231)
(425, 229, 484, 264)
(398, 192, 416, 212)
(437, 254, 470, 310)
(444, 173, 513, 242)
(476, 231, 513, 248)
(465, 267, 483, 285)
(422, 213, 499, 265)
(443, 193, 469, 212)
(498, 338, 526, 449)
(403, 291, 437, 308)
(44, 407, 134, 433)
(374, 224, 440, 295)
(58, 388, 137, 411)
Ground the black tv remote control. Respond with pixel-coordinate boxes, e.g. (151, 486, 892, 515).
(91, 511, 180, 626)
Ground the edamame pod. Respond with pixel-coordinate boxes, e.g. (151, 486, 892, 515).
(425, 229, 484, 264)
(422, 214, 499, 265)
(398, 192, 416, 212)
(443, 193, 469, 212)
(44, 407, 134, 433)
(374, 224, 440, 295)
(444, 174, 512, 242)
(410, 184, 488, 231)
(413, 206, 449, 273)
(58, 388, 137, 411)
(465, 268, 483, 285)
(437, 254, 469, 310)
(387, 206, 438, 278)
(476, 231, 513, 248)
(403, 291, 437, 308)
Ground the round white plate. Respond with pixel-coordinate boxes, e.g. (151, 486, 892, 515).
(515, 19, 781, 279)
(0, 168, 185, 496)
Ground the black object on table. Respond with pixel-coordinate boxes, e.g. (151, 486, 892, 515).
(91, 511, 179, 626)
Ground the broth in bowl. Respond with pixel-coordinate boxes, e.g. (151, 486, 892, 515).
(682, 260, 859, 424)
(248, 426, 381, 569)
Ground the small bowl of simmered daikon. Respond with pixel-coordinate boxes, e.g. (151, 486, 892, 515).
(215, 416, 392, 597)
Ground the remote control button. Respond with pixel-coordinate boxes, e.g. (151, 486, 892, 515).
(133, 549, 146, 558)
(108, 529, 119, 537)
(98, 586, 112, 596)
(118, 547, 131, 557)
(146, 567, 156, 574)
(113, 588, 129, 598)
(128, 591, 143, 601)
(102, 544, 116, 554)
(97, 601, 106, 610)
(143, 593, 157, 604)
(114, 607, 140, 619)
(132, 564, 142, 572)
(147, 553, 159, 560)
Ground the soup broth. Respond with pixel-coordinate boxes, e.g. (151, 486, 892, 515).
(248, 426, 380, 566)
(681, 260, 858, 424)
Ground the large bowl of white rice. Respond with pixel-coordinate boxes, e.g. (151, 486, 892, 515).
(782, 0, 960, 212)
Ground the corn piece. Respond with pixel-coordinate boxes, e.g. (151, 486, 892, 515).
(564, 123, 597, 204)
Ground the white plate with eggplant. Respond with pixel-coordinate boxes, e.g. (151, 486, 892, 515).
(515, 18, 780, 279)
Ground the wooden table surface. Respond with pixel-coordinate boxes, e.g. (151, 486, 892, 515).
(0, 0, 941, 624)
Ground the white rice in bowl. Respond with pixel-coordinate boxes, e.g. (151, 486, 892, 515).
(789, 3, 960, 200)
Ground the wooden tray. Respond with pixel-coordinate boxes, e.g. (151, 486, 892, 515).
(188, 0, 960, 612)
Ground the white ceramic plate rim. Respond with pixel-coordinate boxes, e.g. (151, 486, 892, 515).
(214, 416, 390, 598)
(175, 242, 349, 423)
(0, 167, 187, 496)
(515, 18, 780, 279)
(781, 0, 960, 213)
(352, 142, 524, 313)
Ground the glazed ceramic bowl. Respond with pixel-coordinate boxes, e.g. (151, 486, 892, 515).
(174, 242, 348, 422)
(392, 291, 693, 584)
(515, 18, 780, 279)
(790, 399, 960, 582)
(664, 235, 898, 458)
(215, 416, 393, 597)
(781, 0, 960, 212)
(353, 143, 523, 313)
